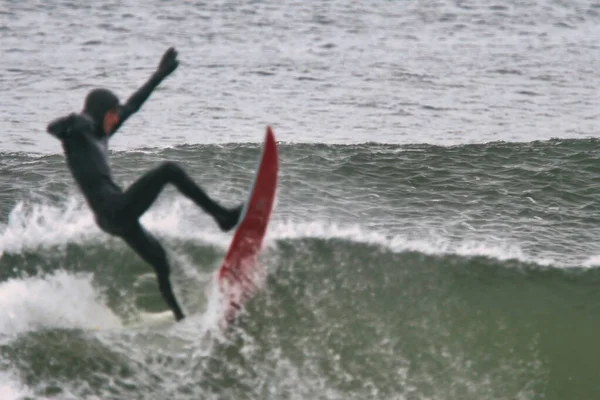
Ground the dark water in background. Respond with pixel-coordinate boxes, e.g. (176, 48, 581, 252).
(1, 0, 600, 399)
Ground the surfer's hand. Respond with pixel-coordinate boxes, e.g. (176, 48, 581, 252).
(156, 47, 179, 79)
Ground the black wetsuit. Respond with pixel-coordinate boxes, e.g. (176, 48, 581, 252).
(47, 68, 240, 321)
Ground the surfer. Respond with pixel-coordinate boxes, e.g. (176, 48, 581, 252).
(46, 47, 242, 321)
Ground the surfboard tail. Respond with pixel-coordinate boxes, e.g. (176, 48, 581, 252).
(220, 259, 266, 322)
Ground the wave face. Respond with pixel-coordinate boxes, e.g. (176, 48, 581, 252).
(2, 139, 600, 399)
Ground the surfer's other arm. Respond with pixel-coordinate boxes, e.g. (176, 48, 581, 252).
(46, 113, 93, 140)
(114, 47, 180, 135)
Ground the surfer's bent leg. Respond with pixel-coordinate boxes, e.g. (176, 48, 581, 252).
(121, 224, 185, 321)
(121, 162, 241, 231)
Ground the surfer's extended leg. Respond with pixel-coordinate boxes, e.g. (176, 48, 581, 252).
(122, 225, 185, 321)
(121, 161, 241, 231)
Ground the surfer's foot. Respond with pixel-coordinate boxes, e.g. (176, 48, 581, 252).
(171, 304, 185, 321)
(216, 204, 243, 232)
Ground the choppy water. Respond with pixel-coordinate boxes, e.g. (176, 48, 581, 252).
(2, 140, 600, 399)
(1, 0, 600, 399)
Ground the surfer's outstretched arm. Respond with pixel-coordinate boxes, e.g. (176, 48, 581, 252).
(110, 48, 180, 136)
(121, 161, 242, 231)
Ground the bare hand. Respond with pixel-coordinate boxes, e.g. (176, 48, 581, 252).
(157, 47, 179, 78)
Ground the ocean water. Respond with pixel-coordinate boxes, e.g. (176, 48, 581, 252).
(1, 0, 600, 399)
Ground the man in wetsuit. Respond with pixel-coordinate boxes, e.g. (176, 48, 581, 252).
(46, 47, 241, 321)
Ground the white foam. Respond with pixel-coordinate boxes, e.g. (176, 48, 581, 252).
(174, 274, 230, 340)
(0, 271, 121, 336)
(583, 255, 600, 268)
(0, 196, 233, 257)
(0, 198, 101, 256)
(0, 196, 569, 268)
(138, 199, 231, 248)
(266, 220, 559, 267)
(0, 371, 33, 400)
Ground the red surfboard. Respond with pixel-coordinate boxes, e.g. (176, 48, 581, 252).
(217, 126, 278, 322)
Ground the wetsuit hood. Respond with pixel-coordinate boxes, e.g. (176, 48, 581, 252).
(83, 88, 120, 134)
